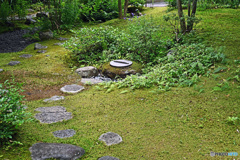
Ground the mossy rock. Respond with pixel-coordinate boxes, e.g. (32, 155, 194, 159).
(100, 61, 142, 79)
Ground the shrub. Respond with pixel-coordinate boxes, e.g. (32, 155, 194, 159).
(116, 43, 226, 89)
(0, 1, 11, 24)
(64, 16, 166, 66)
(0, 80, 32, 145)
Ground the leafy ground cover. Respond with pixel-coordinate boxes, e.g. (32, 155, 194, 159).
(0, 7, 240, 160)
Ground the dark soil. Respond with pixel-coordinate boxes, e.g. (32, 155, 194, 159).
(0, 29, 36, 53)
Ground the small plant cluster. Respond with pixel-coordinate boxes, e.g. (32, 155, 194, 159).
(64, 16, 166, 66)
(115, 43, 225, 90)
(0, 80, 32, 146)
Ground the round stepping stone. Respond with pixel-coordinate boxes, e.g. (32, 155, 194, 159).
(99, 132, 122, 146)
(8, 61, 20, 66)
(53, 129, 76, 138)
(35, 106, 72, 124)
(58, 37, 69, 41)
(19, 54, 32, 58)
(37, 50, 47, 53)
(110, 60, 132, 68)
(99, 156, 120, 160)
(34, 43, 48, 50)
(60, 84, 84, 94)
(0, 69, 3, 72)
(53, 43, 64, 46)
(81, 78, 103, 85)
(29, 143, 85, 160)
(43, 96, 65, 102)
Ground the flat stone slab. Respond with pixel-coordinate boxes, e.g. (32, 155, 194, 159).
(99, 132, 122, 146)
(34, 43, 47, 50)
(19, 54, 32, 58)
(76, 66, 98, 78)
(37, 50, 47, 53)
(29, 143, 85, 160)
(60, 84, 84, 94)
(0, 69, 3, 72)
(8, 61, 20, 66)
(35, 106, 72, 124)
(81, 78, 103, 85)
(43, 96, 65, 102)
(53, 129, 76, 138)
(53, 43, 64, 46)
(110, 60, 132, 68)
(99, 156, 120, 160)
(58, 37, 69, 41)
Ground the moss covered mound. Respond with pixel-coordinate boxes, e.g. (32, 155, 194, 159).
(101, 61, 142, 79)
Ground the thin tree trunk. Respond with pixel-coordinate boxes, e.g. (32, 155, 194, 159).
(177, 0, 186, 33)
(124, 0, 129, 17)
(118, 0, 122, 19)
(187, 0, 197, 32)
(187, 0, 191, 17)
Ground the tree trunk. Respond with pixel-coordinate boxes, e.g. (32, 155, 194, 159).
(177, 0, 186, 33)
(118, 0, 122, 19)
(124, 0, 129, 17)
(187, 0, 197, 32)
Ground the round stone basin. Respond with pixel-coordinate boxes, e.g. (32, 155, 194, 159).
(110, 60, 132, 68)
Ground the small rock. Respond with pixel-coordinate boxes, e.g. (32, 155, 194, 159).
(27, 9, 35, 13)
(0, 69, 3, 72)
(53, 43, 64, 46)
(36, 12, 48, 19)
(46, 55, 50, 57)
(60, 84, 84, 94)
(37, 50, 47, 53)
(52, 129, 76, 138)
(25, 18, 36, 25)
(43, 96, 65, 102)
(99, 156, 120, 160)
(34, 43, 47, 50)
(29, 143, 85, 160)
(8, 61, 20, 66)
(76, 66, 98, 78)
(81, 78, 103, 85)
(39, 30, 53, 40)
(19, 54, 32, 58)
(35, 106, 72, 124)
(58, 37, 69, 41)
(99, 132, 122, 146)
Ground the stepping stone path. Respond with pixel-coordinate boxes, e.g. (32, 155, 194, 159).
(58, 37, 69, 41)
(34, 43, 47, 50)
(8, 61, 20, 66)
(81, 78, 103, 85)
(37, 50, 47, 53)
(53, 129, 76, 138)
(60, 84, 84, 94)
(43, 95, 65, 102)
(35, 106, 72, 124)
(76, 66, 98, 78)
(99, 156, 120, 160)
(0, 69, 3, 72)
(19, 54, 32, 58)
(29, 143, 85, 160)
(99, 132, 122, 146)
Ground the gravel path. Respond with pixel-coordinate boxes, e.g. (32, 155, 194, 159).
(0, 29, 36, 53)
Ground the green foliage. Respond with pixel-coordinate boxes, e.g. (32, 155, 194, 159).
(0, 80, 32, 145)
(79, 0, 119, 22)
(227, 117, 239, 125)
(64, 16, 166, 66)
(60, 0, 81, 30)
(129, 0, 146, 8)
(0, 1, 11, 23)
(116, 43, 226, 89)
(13, 0, 29, 20)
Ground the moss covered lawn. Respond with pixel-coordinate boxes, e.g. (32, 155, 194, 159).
(0, 7, 240, 160)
